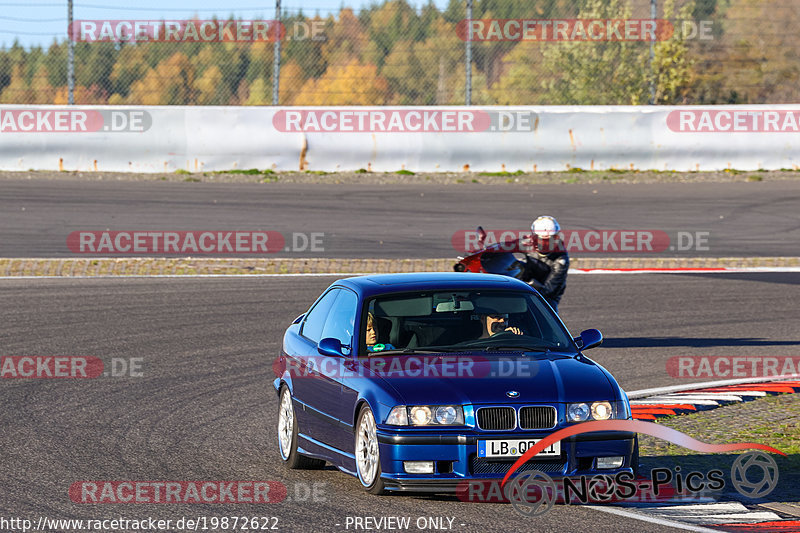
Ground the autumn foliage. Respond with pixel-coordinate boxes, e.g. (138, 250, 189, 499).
(0, 0, 794, 105)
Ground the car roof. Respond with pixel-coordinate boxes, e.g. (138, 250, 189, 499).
(335, 272, 532, 299)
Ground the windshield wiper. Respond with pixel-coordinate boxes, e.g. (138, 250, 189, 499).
(370, 348, 443, 356)
(484, 345, 551, 353)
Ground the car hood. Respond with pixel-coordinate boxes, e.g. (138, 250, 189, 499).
(361, 352, 616, 405)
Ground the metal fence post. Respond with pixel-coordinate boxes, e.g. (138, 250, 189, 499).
(67, 0, 75, 105)
(272, 0, 281, 105)
(465, 0, 472, 106)
(649, 0, 656, 105)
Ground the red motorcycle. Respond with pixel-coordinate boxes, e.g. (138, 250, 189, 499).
(453, 226, 528, 279)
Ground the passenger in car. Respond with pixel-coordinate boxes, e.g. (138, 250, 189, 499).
(366, 312, 396, 352)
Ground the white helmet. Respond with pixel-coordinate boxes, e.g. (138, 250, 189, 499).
(531, 216, 561, 238)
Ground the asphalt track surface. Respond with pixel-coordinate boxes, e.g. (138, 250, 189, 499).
(1, 179, 799, 258)
(2, 272, 798, 532)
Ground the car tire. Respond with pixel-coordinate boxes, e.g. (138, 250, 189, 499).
(277, 386, 325, 469)
(355, 406, 385, 495)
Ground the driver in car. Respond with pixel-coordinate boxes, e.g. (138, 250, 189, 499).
(478, 312, 523, 339)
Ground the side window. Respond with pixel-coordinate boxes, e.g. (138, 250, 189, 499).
(321, 290, 358, 349)
(301, 289, 340, 343)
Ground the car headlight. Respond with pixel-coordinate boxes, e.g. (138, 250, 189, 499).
(434, 405, 458, 425)
(591, 401, 613, 420)
(386, 405, 408, 425)
(568, 401, 624, 422)
(386, 405, 464, 426)
(409, 406, 432, 425)
(567, 402, 590, 422)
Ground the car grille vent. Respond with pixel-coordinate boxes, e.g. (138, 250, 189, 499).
(471, 457, 566, 475)
(519, 406, 556, 429)
(476, 407, 515, 430)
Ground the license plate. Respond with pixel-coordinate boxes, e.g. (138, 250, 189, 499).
(477, 439, 560, 458)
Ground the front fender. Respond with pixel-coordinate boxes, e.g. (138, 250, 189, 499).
(272, 350, 294, 397)
(351, 383, 404, 430)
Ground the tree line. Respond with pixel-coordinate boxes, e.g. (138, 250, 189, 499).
(0, 0, 795, 105)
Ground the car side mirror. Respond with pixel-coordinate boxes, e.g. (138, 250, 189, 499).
(318, 337, 345, 357)
(575, 329, 603, 351)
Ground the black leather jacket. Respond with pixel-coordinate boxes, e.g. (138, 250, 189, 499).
(523, 250, 569, 306)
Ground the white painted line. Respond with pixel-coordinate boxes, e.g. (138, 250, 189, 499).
(724, 267, 800, 273)
(695, 511, 781, 524)
(572, 267, 800, 274)
(645, 502, 752, 513)
(658, 394, 744, 402)
(631, 398, 721, 406)
(587, 505, 721, 533)
(629, 400, 712, 406)
(571, 269, 724, 274)
(678, 391, 768, 397)
(622, 497, 719, 506)
(2, 266, 800, 280)
(0, 273, 362, 280)
(629, 402, 700, 407)
(627, 375, 800, 399)
(630, 392, 768, 406)
(678, 512, 782, 525)
(640, 502, 782, 525)
(631, 391, 767, 402)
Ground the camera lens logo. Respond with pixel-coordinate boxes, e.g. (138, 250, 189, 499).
(587, 473, 616, 501)
(505, 471, 556, 517)
(731, 451, 779, 499)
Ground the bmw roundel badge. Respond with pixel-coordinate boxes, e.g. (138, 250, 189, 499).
(506, 391, 520, 398)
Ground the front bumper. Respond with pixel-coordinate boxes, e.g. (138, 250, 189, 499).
(375, 428, 636, 492)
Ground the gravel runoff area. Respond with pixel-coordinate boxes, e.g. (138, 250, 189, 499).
(1, 168, 799, 185)
(639, 393, 800, 507)
(1, 256, 798, 276)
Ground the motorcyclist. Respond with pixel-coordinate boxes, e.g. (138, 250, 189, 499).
(522, 216, 569, 313)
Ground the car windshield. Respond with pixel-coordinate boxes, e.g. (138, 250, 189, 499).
(362, 289, 574, 355)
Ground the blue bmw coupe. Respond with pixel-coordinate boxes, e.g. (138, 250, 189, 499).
(274, 272, 637, 494)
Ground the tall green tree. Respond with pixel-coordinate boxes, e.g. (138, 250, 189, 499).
(651, 0, 696, 104)
(540, 0, 649, 104)
(539, 0, 695, 105)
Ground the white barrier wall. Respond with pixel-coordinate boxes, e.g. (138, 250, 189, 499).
(0, 105, 799, 172)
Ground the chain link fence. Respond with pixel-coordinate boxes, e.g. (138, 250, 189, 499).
(0, 0, 798, 106)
